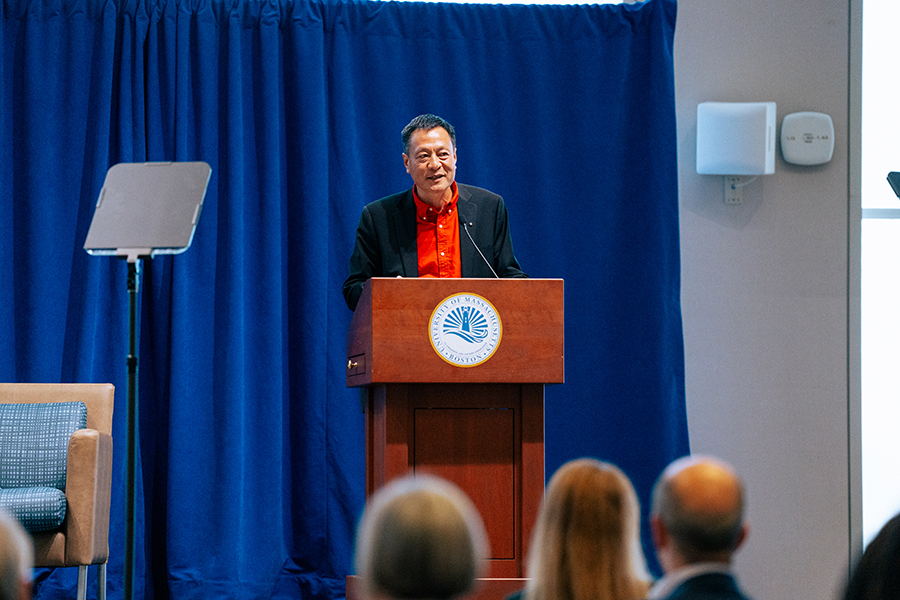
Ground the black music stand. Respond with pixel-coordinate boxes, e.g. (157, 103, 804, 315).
(84, 162, 211, 600)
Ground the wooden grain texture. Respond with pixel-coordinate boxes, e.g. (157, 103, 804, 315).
(346, 278, 564, 386)
(364, 383, 544, 578)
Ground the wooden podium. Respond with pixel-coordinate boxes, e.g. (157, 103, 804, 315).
(346, 277, 564, 578)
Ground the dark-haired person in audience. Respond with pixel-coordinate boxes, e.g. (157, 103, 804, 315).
(647, 455, 751, 600)
(842, 511, 900, 600)
(354, 474, 489, 600)
(342, 113, 527, 311)
(0, 508, 33, 600)
(516, 458, 652, 600)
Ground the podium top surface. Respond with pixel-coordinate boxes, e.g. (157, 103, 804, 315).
(346, 277, 564, 386)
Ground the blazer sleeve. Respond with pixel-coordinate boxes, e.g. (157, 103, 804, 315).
(342, 205, 380, 311)
(491, 196, 528, 279)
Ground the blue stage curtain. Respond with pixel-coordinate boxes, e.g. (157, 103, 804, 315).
(0, 0, 686, 598)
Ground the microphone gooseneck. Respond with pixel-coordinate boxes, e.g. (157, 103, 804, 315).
(459, 212, 499, 278)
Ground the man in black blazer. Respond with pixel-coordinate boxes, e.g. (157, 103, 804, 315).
(647, 456, 752, 600)
(342, 114, 527, 311)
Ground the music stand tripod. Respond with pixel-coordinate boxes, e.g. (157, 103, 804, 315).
(84, 162, 211, 600)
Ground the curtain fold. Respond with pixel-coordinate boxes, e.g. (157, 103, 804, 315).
(0, 0, 686, 598)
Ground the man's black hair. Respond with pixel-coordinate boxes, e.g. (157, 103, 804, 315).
(401, 114, 456, 154)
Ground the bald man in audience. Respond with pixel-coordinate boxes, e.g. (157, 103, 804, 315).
(647, 455, 752, 600)
(0, 508, 33, 600)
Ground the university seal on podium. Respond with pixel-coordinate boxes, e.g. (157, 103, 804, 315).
(429, 293, 502, 367)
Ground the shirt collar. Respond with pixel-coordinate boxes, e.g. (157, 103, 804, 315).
(647, 562, 734, 600)
(413, 182, 458, 222)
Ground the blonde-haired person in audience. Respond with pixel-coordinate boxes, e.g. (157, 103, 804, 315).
(354, 474, 489, 600)
(518, 458, 652, 600)
(0, 507, 33, 600)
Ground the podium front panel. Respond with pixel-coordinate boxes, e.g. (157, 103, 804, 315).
(350, 279, 560, 578)
(365, 383, 544, 578)
(347, 278, 563, 386)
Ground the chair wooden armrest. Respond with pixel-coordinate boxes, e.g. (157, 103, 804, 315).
(63, 429, 114, 566)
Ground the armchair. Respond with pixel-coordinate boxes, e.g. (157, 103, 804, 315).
(0, 383, 114, 600)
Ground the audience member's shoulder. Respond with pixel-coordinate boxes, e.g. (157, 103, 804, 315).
(844, 512, 900, 600)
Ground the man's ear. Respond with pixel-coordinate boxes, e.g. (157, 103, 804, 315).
(650, 515, 667, 550)
(734, 523, 749, 551)
(18, 579, 32, 600)
(402, 153, 411, 174)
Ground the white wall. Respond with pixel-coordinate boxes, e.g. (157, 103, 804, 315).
(674, 1, 861, 600)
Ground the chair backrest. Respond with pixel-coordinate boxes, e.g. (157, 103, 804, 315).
(0, 401, 86, 489)
(0, 383, 114, 435)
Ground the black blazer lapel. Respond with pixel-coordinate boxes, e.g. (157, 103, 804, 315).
(456, 186, 478, 276)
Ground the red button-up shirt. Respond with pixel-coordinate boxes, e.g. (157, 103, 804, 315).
(414, 182, 461, 278)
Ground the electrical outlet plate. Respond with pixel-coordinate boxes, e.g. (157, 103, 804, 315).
(724, 176, 743, 204)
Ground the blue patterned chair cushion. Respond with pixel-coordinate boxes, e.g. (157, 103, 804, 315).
(0, 487, 67, 532)
(0, 401, 87, 489)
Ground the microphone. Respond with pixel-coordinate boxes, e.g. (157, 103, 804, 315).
(459, 211, 499, 278)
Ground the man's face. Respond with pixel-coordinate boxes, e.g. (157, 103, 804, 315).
(403, 127, 457, 205)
